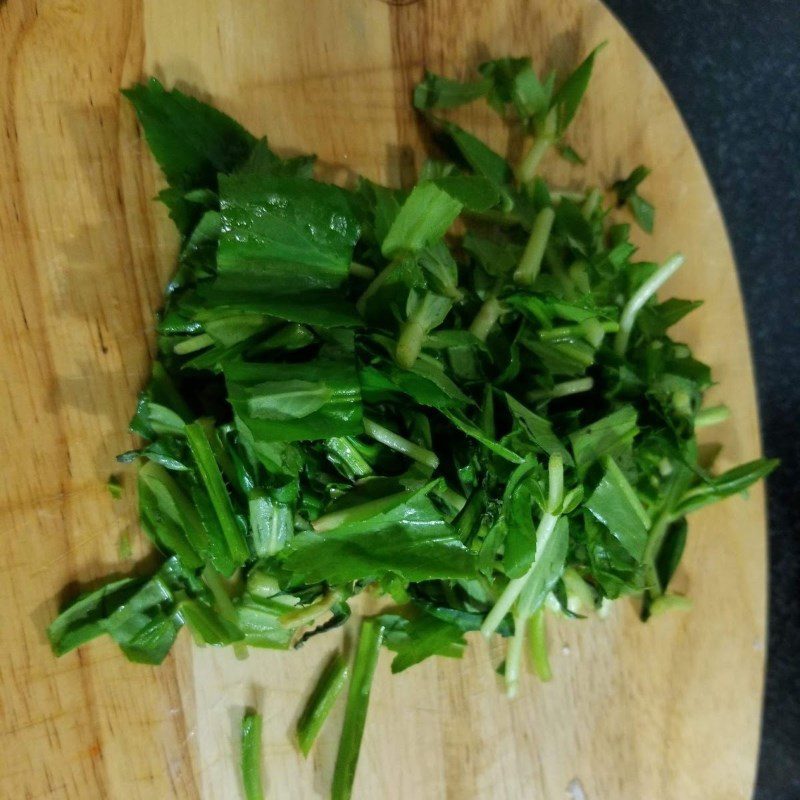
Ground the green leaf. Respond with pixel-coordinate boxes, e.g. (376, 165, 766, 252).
(463, 231, 521, 277)
(556, 142, 585, 164)
(185, 421, 251, 567)
(506, 394, 574, 465)
(551, 44, 603, 134)
(612, 165, 651, 202)
(517, 516, 570, 614)
(180, 598, 245, 646)
(138, 475, 204, 569)
(612, 165, 654, 232)
(379, 613, 466, 672)
(244, 380, 333, 421)
(413, 70, 490, 109)
(569, 406, 639, 471)
(48, 578, 141, 657)
(218, 173, 360, 293)
(236, 596, 295, 649)
(502, 459, 545, 577)
(382, 182, 463, 257)
(433, 175, 500, 212)
(479, 57, 551, 119)
(226, 350, 363, 442)
(655, 519, 687, 591)
(628, 193, 654, 233)
(416, 241, 460, 297)
(437, 120, 514, 191)
(281, 494, 476, 584)
(194, 282, 361, 328)
(138, 461, 233, 572)
(442, 409, 524, 464)
(674, 458, 778, 516)
(638, 298, 703, 337)
(123, 78, 255, 189)
(586, 457, 650, 561)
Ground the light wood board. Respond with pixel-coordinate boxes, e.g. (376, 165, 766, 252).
(0, 1, 767, 798)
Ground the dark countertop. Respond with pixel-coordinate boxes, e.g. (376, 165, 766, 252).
(603, 2, 800, 798)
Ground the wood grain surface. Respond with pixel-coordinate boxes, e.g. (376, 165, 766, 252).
(0, 1, 767, 798)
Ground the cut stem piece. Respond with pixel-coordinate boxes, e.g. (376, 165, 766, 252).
(240, 711, 264, 800)
(527, 609, 552, 682)
(332, 619, 384, 800)
(615, 254, 685, 355)
(695, 404, 730, 428)
(514, 207, 556, 287)
(527, 377, 594, 402)
(174, 333, 214, 355)
(468, 295, 505, 342)
(481, 454, 564, 638)
(505, 613, 526, 698)
(296, 652, 350, 757)
(348, 261, 375, 279)
(516, 108, 557, 184)
(185, 421, 250, 566)
(363, 418, 439, 469)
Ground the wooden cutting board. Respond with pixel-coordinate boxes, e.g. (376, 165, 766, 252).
(0, 1, 767, 798)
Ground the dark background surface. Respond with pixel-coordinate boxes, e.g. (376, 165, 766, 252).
(602, 1, 800, 798)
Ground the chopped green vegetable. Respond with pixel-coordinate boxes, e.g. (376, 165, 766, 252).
(612, 164, 655, 232)
(332, 620, 384, 800)
(240, 710, 265, 800)
(49, 49, 777, 799)
(296, 652, 350, 756)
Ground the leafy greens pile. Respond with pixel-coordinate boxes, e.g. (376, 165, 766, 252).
(48, 49, 776, 799)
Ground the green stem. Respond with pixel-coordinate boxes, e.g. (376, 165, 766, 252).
(580, 317, 607, 347)
(527, 609, 552, 681)
(173, 333, 214, 355)
(550, 189, 586, 203)
(203, 565, 248, 660)
(363, 418, 439, 469)
(505, 613, 526, 698)
(395, 297, 431, 369)
(516, 109, 557, 184)
(297, 652, 350, 757)
(279, 589, 342, 628)
(436, 484, 467, 513)
(539, 321, 618, 341)
(547, 453, 564, 513)
(514, 207, 556, 286)
(468, 295, 504, 342)
(642, 465, 692, 598)
(562, 567, 596, 614)
(356, 258, 401, 314)
(481, 455, 564, 638)
(326, 437, 373, 480)
(332, 619, 384, 800)
(349, 261, 375, 279)
(185, 421, 250, 566)
(545, 247, 576, 298)
(695, 404, 730, 428)
(527, 377, 595, 402)
(312, 489, 417, 532)
(615, 254, 685, 355)
(567, 259, 591, 294)
(240, 711, 264, 800)
(480, 513, 559, 638)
